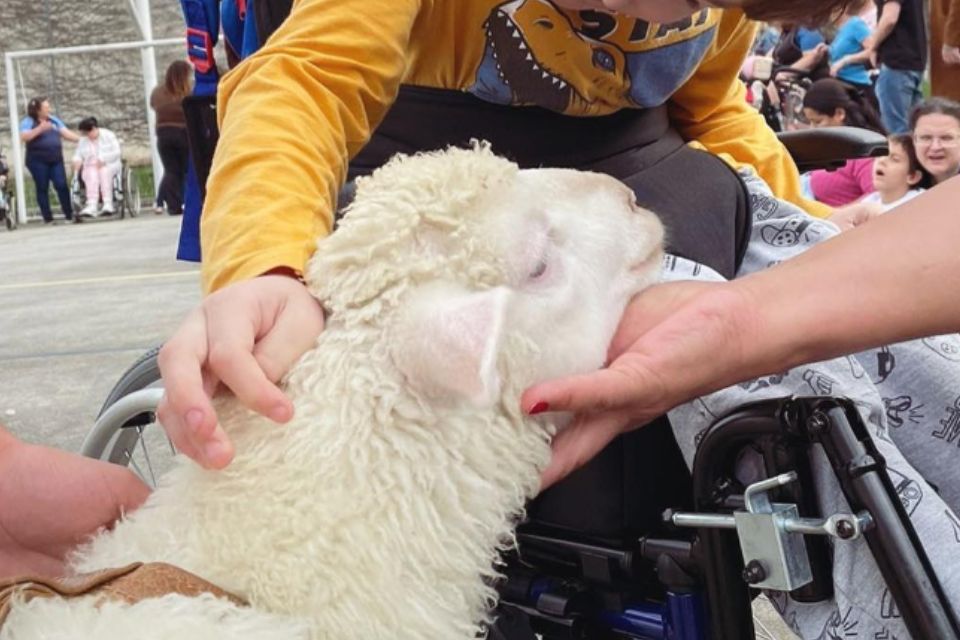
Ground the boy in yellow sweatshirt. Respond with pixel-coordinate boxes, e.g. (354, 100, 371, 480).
(159, 0, 853, 471)
(202, 0, 841, 293)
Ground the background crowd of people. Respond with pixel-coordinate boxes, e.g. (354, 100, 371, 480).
(746, 0, 960, 231)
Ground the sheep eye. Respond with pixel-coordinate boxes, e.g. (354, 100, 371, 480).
(529, 258, 548, 279)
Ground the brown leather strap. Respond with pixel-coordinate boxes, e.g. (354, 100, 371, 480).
(0, 562, 246, 627)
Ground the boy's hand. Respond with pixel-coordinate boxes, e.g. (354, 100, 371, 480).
(829, 201, 883, 232)
(523, 281, 750, 489)
(0, 429, 149, 579)
(157, 275, 325, 469)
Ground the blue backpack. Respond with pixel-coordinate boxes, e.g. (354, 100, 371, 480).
(177, 0, 292, 261)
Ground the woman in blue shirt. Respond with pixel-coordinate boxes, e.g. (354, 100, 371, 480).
(18, 96, 80, 224)
(829, 0, 878, 107)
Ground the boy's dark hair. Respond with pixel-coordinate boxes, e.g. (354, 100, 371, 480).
(26, 96, 48, 122)
(888, 133, 934, 190)
(77, 117, 99, 132)
(908, 97, 960, 131)
(741, 0, 858, 26)
(803, 78, 886, 135)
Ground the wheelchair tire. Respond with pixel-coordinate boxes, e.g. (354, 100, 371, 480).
(122, 165, 141, 218)
(96, 346, 162, 414)
(3, 193, 15, 231)
(71, 174, 85, 215)
(81, 347, 172, 485)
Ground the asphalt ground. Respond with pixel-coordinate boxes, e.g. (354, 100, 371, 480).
(0, 214, 199, 451)
(0, 212, 796, 639)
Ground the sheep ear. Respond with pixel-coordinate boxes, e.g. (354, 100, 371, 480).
(393, 286, 510, 407)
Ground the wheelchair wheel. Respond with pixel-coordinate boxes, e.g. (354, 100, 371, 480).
(70, 173, 85, 214)
(122, 165, 141, 218)
(81, 347, 174, 487)
(2, 192, 16, 231)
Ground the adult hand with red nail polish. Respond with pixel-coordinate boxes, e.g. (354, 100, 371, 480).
(157, 274, 325, 469)
(524, 280, 756, 490)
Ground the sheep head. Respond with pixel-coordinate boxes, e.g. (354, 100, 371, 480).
(307, 143, 663, 408)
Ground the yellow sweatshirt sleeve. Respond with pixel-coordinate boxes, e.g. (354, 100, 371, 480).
(201, 0, 424, 293)
(668, 11, 832, 219)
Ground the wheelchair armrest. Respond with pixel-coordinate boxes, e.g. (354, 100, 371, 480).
(778, 126, 888, 173)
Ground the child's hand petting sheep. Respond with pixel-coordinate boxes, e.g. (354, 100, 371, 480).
(156, 274, 325, 469)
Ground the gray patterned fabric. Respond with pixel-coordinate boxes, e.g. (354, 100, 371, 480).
(661, 171, 960, 640)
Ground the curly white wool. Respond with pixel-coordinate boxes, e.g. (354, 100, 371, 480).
(3, 143, 663, 639)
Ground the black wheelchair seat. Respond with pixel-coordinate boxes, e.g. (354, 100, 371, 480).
(528, 417, 693, 539)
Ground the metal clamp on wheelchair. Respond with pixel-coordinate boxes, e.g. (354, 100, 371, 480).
(497, 397, 960, 640)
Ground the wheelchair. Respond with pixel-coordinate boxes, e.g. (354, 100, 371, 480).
(70, 158, 142, 219)
(79, 128, 959, 640)
(0, 151, 15, 231)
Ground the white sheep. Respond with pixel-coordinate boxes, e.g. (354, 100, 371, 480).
(2, 144, 664, 639)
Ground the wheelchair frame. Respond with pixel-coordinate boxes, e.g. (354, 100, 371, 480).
(70, 158, 142, 219)
(492, 397, 960, 640)
(0, 152, 15, 231)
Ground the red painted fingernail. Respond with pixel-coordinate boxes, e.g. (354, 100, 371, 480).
(528, 401, 550, 415)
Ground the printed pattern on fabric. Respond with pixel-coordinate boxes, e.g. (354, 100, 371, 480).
(660, 171, 960, 640)
(468, 1, 718, 114)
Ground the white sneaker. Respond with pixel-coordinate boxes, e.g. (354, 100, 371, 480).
(99, 203, 116, 216)
(79, 203, 97, 217)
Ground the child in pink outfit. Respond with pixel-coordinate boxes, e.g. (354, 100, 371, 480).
(71, 117, 121, 216)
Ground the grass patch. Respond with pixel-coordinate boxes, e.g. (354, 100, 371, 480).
(17, 164, 154, 214)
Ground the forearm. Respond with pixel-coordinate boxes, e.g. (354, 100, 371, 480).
(0, 424, 18, 459)
(838, 49, 872, 66)
(872, 23, 895, 46)
(101, 147, 121, 165)
(737, 177, 960, 375)
(791, 48, 823, 71)
(946, 0, 960, 47)
(871, 5, 900, 49)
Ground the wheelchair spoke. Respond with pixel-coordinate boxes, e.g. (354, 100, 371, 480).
(124, 446, 148, 485)
(753, 616, 776, 640)
(137, 425, 158, 487)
